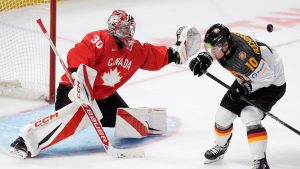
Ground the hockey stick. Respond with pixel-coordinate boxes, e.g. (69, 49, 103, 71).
(202, 70, 300, 136)
(36, 18, 145, 158)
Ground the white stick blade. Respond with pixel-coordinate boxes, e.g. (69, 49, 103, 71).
(115, 148, 145, 158)
(108, 146, 145, 158)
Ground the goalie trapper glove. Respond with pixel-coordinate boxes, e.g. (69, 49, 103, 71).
(168, 25, 201, 65)
(189, 52, 213, 76)
(168, 46, 181, 64)
(228, 81, 252, 101)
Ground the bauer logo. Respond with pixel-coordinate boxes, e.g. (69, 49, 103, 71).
(34, 111, 59, 127)
(84, 106, 108, 144)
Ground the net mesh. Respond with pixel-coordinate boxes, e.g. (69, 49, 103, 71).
(0, 0, 52, 100)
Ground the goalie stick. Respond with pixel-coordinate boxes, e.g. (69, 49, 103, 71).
(202, 70, 300, 136)
(36, 18, 145, 158)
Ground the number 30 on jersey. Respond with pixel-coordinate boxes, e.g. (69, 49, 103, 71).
(91, 35, 103, 48)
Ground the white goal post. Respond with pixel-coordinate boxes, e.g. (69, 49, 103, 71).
(0, 0, 56, 103)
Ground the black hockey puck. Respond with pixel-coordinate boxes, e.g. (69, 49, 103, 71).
(267, 24, 273, 32)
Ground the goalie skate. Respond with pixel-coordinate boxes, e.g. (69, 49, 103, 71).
(9, 137, 30, 159)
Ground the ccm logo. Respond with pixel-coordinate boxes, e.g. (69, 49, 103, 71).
(34, 112, 59, 127)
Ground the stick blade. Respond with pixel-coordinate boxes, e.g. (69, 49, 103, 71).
(108, 146, 145, 158)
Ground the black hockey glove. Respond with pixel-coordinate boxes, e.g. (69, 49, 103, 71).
(168, 47, 181, 64)
(228, 81, 252, 101)
(189, 52, 213, 76)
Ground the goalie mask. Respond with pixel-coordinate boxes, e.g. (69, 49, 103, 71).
(107, 10, 136, 50)
(204, 23, 232, 59)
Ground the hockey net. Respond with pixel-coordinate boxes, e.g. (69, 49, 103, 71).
(0, 0, 56, 102)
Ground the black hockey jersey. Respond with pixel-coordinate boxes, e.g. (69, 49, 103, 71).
(218, 33, 285, 92)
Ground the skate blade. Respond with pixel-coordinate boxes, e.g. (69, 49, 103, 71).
(8, 148, 28, 159)
(204, 155, 224, 164)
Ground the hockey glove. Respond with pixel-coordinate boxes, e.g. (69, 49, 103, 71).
(168, 25, 201, 64)
(189, 52, 213, 76)
(168, 46, 181, 64)
(228, 81, 252, 101)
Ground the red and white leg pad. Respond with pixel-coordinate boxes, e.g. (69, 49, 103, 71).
(18, 102, 102, 157)
(114, 107, 167, 138)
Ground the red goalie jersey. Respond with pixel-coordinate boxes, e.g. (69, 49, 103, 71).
(60, 30, 169, 99)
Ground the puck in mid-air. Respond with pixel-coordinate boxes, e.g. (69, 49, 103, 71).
(267, 24, 273, 32)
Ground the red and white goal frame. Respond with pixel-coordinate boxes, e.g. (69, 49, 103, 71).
(0, 0, 56, 103)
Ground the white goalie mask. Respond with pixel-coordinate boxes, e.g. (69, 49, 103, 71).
(107, 10, 136, 50)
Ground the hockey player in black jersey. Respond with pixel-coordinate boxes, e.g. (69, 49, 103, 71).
(189, 24, 286, 169)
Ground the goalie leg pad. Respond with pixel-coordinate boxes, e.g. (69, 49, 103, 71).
(114, 107, 167, 138)
(114, 108, 149, 138)
(18, 101, 102, 157)
(147, 107, 167, 135)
